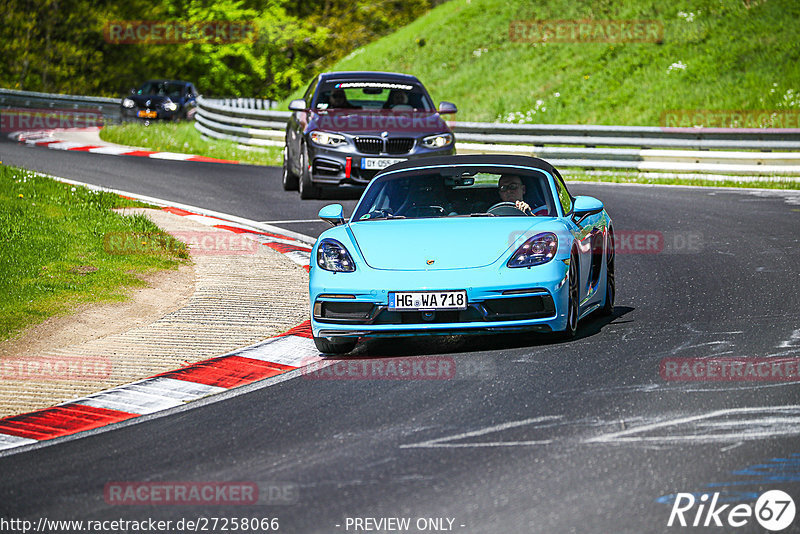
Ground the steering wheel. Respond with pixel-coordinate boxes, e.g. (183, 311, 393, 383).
(487, 201, 525, 216)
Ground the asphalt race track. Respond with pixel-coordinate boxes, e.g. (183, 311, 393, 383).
(1, 138, 800, 533)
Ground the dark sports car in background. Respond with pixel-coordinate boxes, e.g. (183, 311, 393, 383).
(120, 80, 199, 122)
(282, 71, 458, 199)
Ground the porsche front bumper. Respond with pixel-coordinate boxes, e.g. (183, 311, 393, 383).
(309, 259, 571, 340)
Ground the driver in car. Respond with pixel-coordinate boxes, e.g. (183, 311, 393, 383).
(328, 89, 359, 109)
(498, 174, 532, 214)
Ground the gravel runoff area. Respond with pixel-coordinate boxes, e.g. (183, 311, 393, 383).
(0, 208, 310, 418)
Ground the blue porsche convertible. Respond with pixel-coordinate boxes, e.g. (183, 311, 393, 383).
(309, 154, 615, 354)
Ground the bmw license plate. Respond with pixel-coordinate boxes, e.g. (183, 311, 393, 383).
(389, 290, 467, 311)
(362, 158, 407, 170)
(137, 110, 157, 118)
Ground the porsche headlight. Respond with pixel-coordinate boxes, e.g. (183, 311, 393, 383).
(122, 98, 135, 109)
(507, 232, 558, 268)
(310, 131, 347, 147)
(162, 101, 178, 111)
(421, 133, 453, 148)
(317, 239, 356, 272)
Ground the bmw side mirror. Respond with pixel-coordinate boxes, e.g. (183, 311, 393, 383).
(572, 196, 604, 223)
(288, 99, 307, 112)
(319, 204, 345, 227)
(438, 101, 457, 114)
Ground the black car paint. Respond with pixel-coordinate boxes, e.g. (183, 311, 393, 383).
(120, 80, 198, 121)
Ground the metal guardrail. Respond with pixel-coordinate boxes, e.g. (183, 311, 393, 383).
(193, 97, 800, 175)
(0, 88, 121, 123)
(205, 97, 277, 110)
(3, 89, 799, 175)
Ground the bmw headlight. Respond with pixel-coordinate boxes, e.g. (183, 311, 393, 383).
(162, 101, 178, 111)
(310, 131, 347, 147)
(507, 232, 558, 268)
(421, 133, 453, 148)
(122, 98, 135, 109)
(317, 239, 356, 272)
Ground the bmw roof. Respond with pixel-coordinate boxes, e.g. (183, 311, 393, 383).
(318, 71, 422, 83)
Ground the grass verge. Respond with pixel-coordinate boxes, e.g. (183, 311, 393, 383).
(314, 0, 800, 125)
(563, 170, 800, 189)
(0, 164, 189, 341)
(99, 121, 282, 166)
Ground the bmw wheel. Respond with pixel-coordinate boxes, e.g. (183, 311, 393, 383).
(298, 145, 320, 199)
(282, 145, 299, 191)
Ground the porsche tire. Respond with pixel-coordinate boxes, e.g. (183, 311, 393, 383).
(559, 251, 579, 339)
(600, 228, 615, 316)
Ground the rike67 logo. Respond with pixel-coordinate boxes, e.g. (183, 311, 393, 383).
(668, 491, 796, 531)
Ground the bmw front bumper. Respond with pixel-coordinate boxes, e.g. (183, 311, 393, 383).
(307, 142, 455, 188)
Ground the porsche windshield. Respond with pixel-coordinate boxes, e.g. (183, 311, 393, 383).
(352, 170, 557, 220)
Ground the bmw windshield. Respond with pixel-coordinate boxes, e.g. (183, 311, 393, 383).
(314, 81, 434, 111)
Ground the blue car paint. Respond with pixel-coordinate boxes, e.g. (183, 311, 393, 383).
(309, 159, 613, 341)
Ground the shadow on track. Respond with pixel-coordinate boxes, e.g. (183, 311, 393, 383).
(328, 306, 634, 359)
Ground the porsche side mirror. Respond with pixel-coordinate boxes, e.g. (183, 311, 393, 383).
(572, 196, 604, 224)
(319, 204, 345, 227)
(288, 99, 307, 112)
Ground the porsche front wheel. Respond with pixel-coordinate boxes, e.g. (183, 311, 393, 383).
(600, 228, 615, 316)
(559, 251, 579, 339)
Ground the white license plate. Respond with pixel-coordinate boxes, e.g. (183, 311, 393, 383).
(362, 158, 407, 170)
(389, 290, 467, 311)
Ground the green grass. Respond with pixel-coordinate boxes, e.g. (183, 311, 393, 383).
(286, 0, 800, 125)
(0, 165, 189, 341)
(99, 121, 282, 166)
(563, 170, 800, 189)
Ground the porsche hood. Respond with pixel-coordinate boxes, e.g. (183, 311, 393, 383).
(348, 218, 556, 271)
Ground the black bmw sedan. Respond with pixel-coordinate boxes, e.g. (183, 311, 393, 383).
(120, 80, 198, 122)
(283, 71, 457, 199)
